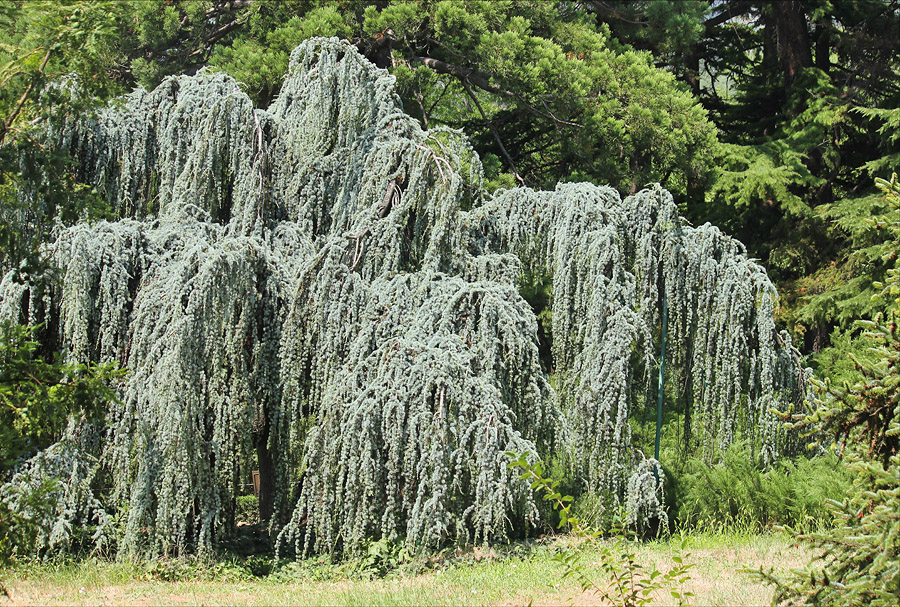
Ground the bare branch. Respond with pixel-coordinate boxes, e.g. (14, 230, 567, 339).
(409, 55, 582, 128)
(461, 80, 524, 185)
(0, 46, 52, 147)
(410, 56, 499, 93)
(703, 1, 755, 31)
(189, 13, 251, 59)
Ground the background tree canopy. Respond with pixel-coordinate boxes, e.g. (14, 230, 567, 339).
(86, 0, 900, 357)
(113, 0, 721, 199)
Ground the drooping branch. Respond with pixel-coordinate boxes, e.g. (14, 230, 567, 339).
(0, 38, 807, 559)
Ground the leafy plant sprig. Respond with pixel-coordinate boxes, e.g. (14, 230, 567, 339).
(508, 452, 694, 607)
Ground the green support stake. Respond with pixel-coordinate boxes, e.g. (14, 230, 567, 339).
(655, 289, 667, 463)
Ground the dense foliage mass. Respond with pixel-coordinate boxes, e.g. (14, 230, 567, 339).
(0, 38, 804, 558)
(7, 0, 898, 358)
(112, 0, 720, 197)
(756, 174, 900, 606)
(0, 1, 127, 577)
(99, 1, 900, 347)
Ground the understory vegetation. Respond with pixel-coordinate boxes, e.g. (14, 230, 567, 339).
(671, 444, 851, 534)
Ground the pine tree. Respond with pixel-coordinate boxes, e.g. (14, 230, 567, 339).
(757, 174, 900, 605)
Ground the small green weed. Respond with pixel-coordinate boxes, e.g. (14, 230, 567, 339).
(351, 538, 414, 578)
(143, 556, 258, 582)
(508, 452, 694, 606)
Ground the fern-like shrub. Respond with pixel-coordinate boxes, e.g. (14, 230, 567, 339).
(672, 442, 850, 533)
(0, 38, 806, 558)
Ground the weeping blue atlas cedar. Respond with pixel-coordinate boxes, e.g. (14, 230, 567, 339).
(0, 38, 808, 557)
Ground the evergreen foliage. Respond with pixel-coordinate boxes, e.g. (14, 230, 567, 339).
(0, 322, 122, 580)
(0, 38, 803, 558)
(677, 2, 899, 353)
(475, 182, 806, 474)
(755, 174, 900, 605)
(586, 1, 899, 355)
(0, 2, 125, 578)
(100, 1, 719, 198)
(0, 1, 121, 278)
(34, 0, 899, 359)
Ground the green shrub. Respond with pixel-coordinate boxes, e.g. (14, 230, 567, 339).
(673, 443, 851, 533)
(235, 495, 259, 526)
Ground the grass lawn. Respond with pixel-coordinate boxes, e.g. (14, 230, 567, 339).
(1, 531, 806, 606)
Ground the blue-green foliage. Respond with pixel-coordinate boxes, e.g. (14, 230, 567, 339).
(0, 38, 804, 558)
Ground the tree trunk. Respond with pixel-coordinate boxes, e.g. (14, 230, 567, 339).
(774, 0, 813, 89)
(684, 50, 701, 99)
(256, 417, 275, 523)
(814, 16, 831, 74)
(761, 7, 778, 72)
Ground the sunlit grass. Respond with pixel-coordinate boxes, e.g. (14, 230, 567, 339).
(1, 531, 807, 606)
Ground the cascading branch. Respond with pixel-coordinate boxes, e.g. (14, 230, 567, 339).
(469, 183, 805, 488)
(0, 38, 806, 557)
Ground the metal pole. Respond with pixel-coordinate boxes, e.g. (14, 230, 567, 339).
(655, 289, 667, 463)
